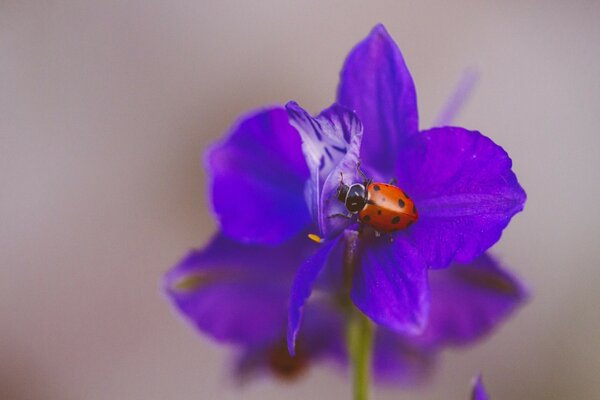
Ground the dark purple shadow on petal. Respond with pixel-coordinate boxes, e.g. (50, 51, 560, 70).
(207, 107, 311, 245)
(417, 253, 529, 347)
(351, 236, 429, 334)
(235, 300, 346, 383)
(337, 24, 419, 178)
(286, 102, 363, 237)
(396, 127, 526, 267)
(287, 235, 342, 355)
(372, 328, 435, 386)
(163, 233, 316, 346)
(471, 374, 490, 400)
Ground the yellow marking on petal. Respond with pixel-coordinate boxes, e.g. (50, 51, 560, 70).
(171, 274, 207, 292)
(308, 233, 322, 243)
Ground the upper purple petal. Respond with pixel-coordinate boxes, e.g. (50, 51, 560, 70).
(287, 235, 342, 355)
(337, 24, 418, 177)
(286, 102, 363, 237)
(207, 107, 311, 245)
(396, 127, 526, 267)
(471, 375, 490, 400)
(163, 233, 316, 346)
(351, 237, 429, 334)
(418, 253, 528, 347)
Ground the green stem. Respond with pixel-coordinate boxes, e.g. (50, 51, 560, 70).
(347, 307, 373, 400)
(342, 231, 373, 400)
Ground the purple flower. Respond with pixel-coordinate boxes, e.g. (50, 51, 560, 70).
(471, 375, 490, 400)
(163, 233, 527, 382)
(168, 22, 526, 368)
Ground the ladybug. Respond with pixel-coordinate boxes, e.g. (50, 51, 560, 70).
(333, 165, 418, 233)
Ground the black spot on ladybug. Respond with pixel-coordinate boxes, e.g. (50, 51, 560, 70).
(367, 199, 375, 205)
(377, 210, 382, 215)
(398, 198, 405, 208)
(391, 216, 401, 224)
(362, 215, 371, 222)
(373, 185, 380, 191)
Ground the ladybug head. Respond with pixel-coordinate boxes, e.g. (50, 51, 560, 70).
(337, 182, 367, 213)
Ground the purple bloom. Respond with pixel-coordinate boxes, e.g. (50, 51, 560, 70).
(471, 375, 490, 400)
(166, 23, 527, 380)
(163, 233, 527, 382)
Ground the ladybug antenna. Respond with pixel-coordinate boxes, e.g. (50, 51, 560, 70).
(356, 161, 368, 183)
(339, 171, 345, 184)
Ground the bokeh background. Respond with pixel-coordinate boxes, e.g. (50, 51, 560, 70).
(2, 1, 599, 399)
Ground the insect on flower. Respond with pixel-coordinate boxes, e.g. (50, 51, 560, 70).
(332, 163, 418, 234)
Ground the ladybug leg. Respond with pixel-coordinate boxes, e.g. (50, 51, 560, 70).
(328, 213, 353, 220)
(389, 177, 398, 185)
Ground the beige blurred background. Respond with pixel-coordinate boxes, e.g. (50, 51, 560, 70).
(1, 1, 599, 399)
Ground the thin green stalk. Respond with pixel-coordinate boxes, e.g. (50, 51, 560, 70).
(347, 307, 373, 400)
(342, 231, 373, 400)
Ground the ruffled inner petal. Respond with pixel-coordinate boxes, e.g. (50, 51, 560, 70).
(286, 102, 363, 237)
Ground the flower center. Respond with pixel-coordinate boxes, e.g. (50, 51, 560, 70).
(267, 341, 309, 380)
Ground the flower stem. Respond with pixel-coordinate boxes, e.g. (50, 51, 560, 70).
(342, 230, 373, 400)
(347, 306, 373, 400)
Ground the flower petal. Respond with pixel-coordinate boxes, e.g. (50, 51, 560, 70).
(471, 375, 490, 400)
(351, 237, 429, 334)
(235, 301, 345, 382)
(287, 235, 342, 355)
(419, 253, 528, 347)
(337, 24, 418, 177)
(163, 233, 316, 345)
(396, 127, 526, 267)
(207, 107, 311, 245)
(286, 102, 363, 237)
(372, 329, 434, 386)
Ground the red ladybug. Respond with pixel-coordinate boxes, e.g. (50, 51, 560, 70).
(333, 165, 418, 233)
